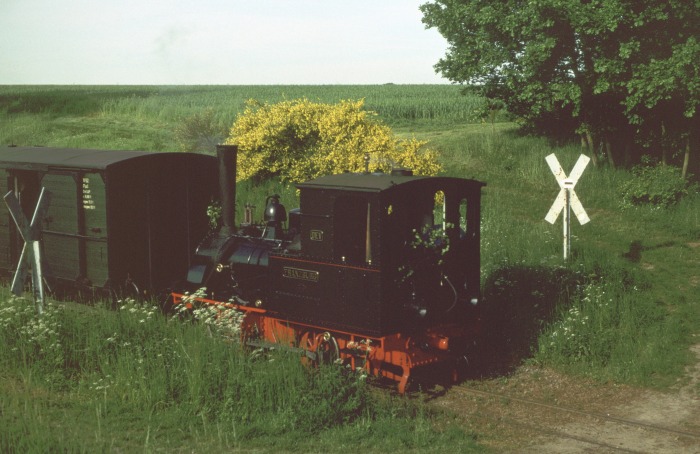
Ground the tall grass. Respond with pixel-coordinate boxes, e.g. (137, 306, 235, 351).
(535, 272, 691, 384)
(0, 290, 482, 452)
(408, 120, 700, 385)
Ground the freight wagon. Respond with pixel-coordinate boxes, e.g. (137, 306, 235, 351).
(0, 146, 217, 297)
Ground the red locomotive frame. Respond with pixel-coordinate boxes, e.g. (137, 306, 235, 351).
(171, 292, 481, 394)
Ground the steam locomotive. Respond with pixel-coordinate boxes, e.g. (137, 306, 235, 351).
(172, 145, 485, 392)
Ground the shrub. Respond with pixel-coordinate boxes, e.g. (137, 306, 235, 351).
(174, 108, 226, 153)
(619, 161, 695, 208)
(225, 98, 441, 183)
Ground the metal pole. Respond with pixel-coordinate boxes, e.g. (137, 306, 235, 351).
(31, 241, 43, 315)
(564, 186, 571, 260)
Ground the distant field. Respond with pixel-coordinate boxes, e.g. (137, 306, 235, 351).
(0, 85, 494, 151)
(0, 84, 485, 121)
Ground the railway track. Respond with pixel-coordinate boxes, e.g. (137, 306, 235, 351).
(430, 384, 700, 453)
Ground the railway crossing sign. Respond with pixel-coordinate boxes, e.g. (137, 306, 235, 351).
(544, 154, 590, 259)
(4, 187, 52, 314)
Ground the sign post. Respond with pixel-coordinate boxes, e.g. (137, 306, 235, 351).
(4, 188, 52, 314)
(544, 154, 590, 259)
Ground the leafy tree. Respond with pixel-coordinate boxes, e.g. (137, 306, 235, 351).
(421, 0, 700, 173)
(225, 98, 440, 183)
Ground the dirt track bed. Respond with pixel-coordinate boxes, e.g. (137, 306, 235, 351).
(430, 346, 700, 453)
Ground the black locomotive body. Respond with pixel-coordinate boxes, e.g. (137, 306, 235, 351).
(177, 145, 485, 391)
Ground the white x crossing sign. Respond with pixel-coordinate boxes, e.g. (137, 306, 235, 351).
(544, 154, 590, 260)
(4, 187, 52, 314)
(545, 154, 590, 225)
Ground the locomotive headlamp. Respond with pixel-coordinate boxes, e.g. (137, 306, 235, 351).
(470, 298, 479, 305)
(264, 194, 287, 223)
(263, 194, 287, 240)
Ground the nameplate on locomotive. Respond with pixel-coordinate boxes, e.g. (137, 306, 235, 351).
(282, 266, 319, 283)
(310, 229, 324, 241)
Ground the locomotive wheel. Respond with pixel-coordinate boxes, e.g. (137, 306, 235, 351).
(315, 332, 340, 364)
(300, 331, 339, 366)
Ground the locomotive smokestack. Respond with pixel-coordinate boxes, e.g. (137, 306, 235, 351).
(216, 144, 238, 235)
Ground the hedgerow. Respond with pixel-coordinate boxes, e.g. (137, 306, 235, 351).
(225, 98, 441, 183)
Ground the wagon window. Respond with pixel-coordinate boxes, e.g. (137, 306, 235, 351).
(434, 190, 446, 230)
(459, 198, 468, 233)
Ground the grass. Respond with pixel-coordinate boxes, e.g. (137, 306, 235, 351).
(417, 122, 700, 387)
(0, 85, 699, 449)
(0, 292, 482, 453)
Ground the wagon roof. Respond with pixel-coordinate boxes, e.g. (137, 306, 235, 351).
(0, 146, 184, 171)
(296, 171, 485, 193)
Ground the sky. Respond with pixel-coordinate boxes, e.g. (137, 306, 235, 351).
(0, 0, 450, 85)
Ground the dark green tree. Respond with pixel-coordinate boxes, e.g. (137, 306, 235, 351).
(421, 0, 700, 173)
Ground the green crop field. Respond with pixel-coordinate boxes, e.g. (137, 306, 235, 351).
(0, 85, 698, 452)
(0, 85, 494, 152)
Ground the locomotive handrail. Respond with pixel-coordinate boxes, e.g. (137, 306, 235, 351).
(270, 255, 381, 273)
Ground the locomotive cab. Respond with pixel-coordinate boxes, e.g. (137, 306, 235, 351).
(267, 170, 485, 337)
(382, 177, 483, 326)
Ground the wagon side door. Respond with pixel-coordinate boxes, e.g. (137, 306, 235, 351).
(40, 172, 81, 284)
(81, 172, 108, 288)
(40, 171, 109, 288)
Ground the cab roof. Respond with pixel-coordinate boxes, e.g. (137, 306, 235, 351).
(296, 171, 485, 193)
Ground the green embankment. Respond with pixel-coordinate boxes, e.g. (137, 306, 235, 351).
(0, 85, 697, 452)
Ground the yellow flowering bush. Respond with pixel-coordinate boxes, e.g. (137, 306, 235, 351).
(225, 98, 441, 183)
